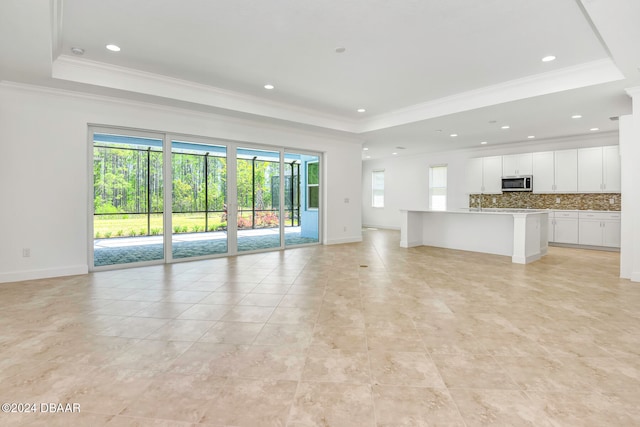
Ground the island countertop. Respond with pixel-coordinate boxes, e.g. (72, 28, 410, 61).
(399, 208, 549, 264)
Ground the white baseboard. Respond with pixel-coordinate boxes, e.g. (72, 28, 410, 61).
(362, 224, 401, 230)
(0, 265, 88, 284)
(325, 236, 363, 245)
(512, 253, 541, 264)
(400, 240, 422, 248)
(631, 272, 640, 283)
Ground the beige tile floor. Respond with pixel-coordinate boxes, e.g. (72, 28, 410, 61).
(1, 228, 640, 426)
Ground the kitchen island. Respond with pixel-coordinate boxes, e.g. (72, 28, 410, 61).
(399, 209, 549, 264)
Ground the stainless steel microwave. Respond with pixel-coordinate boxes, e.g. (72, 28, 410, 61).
(501, 176, 533, 192)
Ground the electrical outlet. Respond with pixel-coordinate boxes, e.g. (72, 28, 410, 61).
(343, 226, 347, 232)
(22, 248, 30, 257)
(492, 197, 496, 203)
(471, 198, 475, 204)
(610, 198, 614, 204)
(556, 197, 560, 204)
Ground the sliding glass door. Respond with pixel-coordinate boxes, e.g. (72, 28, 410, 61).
(91, 127, 321, 269)
(171, 139, 228, 259)
(92, 131, 164, 267)
(236, 147, 281, 252)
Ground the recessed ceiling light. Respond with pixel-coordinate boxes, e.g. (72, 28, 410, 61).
(365, 155, 371, 159)
(480, 141, 488, 145)
(450, 133, 458, 137)
(363, 147, 369, 151)
(590, 127, 599, 131)
(70, 47, 84, 55)
(527, 135, 535, 139)
(335, 47, 346, 53)
(501, 125, 510, 129)
(264, 84, 275, 90)
(571, 115, 582, 119)
(542, 55, 556, 62)
(357, 108, 366, 113)
(392, 152, 398, 155)
(106, 44, 121, 52)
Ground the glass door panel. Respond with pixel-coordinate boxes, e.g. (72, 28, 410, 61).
(284, 152, 320, 246)
(92, 132, 164, 267)
(236, 147, 281, 252)
(171, 140, 227, 259)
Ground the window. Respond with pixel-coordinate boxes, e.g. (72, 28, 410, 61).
(307, 161, 319, 209)
(429, 165, 447, 211)
(372, 170, 384, 208)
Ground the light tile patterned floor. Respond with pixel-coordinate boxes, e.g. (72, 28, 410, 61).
(1, 229, 640, 426)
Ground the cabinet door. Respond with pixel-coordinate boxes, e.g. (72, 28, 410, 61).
(578, 219, 603, 246)
(516, 153, 532, 175)
(578, 147, 604, 192)
(466, 158, 484, 194)
(603, 146, 621, 192)
(502, 153, 533, 176)
(554, 218, 579, 244)
(532, 152, 555, 193)
(482, 156, 503, 193)
(603, 220, 621, 248)
(554, 149, 578, 192)
(502, 154, 519, 177)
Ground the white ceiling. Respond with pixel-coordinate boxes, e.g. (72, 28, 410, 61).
(1, 0, 638, 159)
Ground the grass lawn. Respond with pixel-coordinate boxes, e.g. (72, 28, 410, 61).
(94, 213, 227, 238)
(94, 210, 300, 239)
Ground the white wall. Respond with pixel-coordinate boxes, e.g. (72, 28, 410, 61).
(0, 83, 362, 283)
(362, 132, 619, 229)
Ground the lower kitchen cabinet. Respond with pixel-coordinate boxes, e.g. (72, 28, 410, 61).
(550, 211, 579, 244)
(578, 212, 621, 248)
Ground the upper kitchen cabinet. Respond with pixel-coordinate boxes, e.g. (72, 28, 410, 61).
(532, 149, 577, 193)
(466, 156, 502, 194)
(502, 153, 532, 177)
(531, 152, 554, 193)
(554, 149, 578, 193)
(578, 146, 620, 192)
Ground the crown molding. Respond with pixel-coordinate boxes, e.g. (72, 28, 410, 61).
(356, 58, 625, 133)
(0, 81, 362, 144)
(52, 55, 360, 133)
(48, 55, 625, 137)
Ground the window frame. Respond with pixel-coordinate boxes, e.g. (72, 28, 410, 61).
(429, 164, 447, 211)
(306, 161, 319, 210)
(371, 169, 385, 208)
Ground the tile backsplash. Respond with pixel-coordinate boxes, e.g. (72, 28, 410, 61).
(468, 193, 621, 211)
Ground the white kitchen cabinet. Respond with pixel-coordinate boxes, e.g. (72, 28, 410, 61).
(577, 146, 621, 193)
(578, 212, 621, 247)
(532, 151, 555, 193)
(502, 153, 532, 176)
(578, 147, 603, 192)
(466, 156, 502, 194)
(483, 156, 503, 193)
(547, 211, 555, 242)
(603, 145, 621, 192)
(552, 211, 579, 244)
(554, 149, 578, 193)
(532, 150, 577, 193)
(603, 216, 621, 247)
